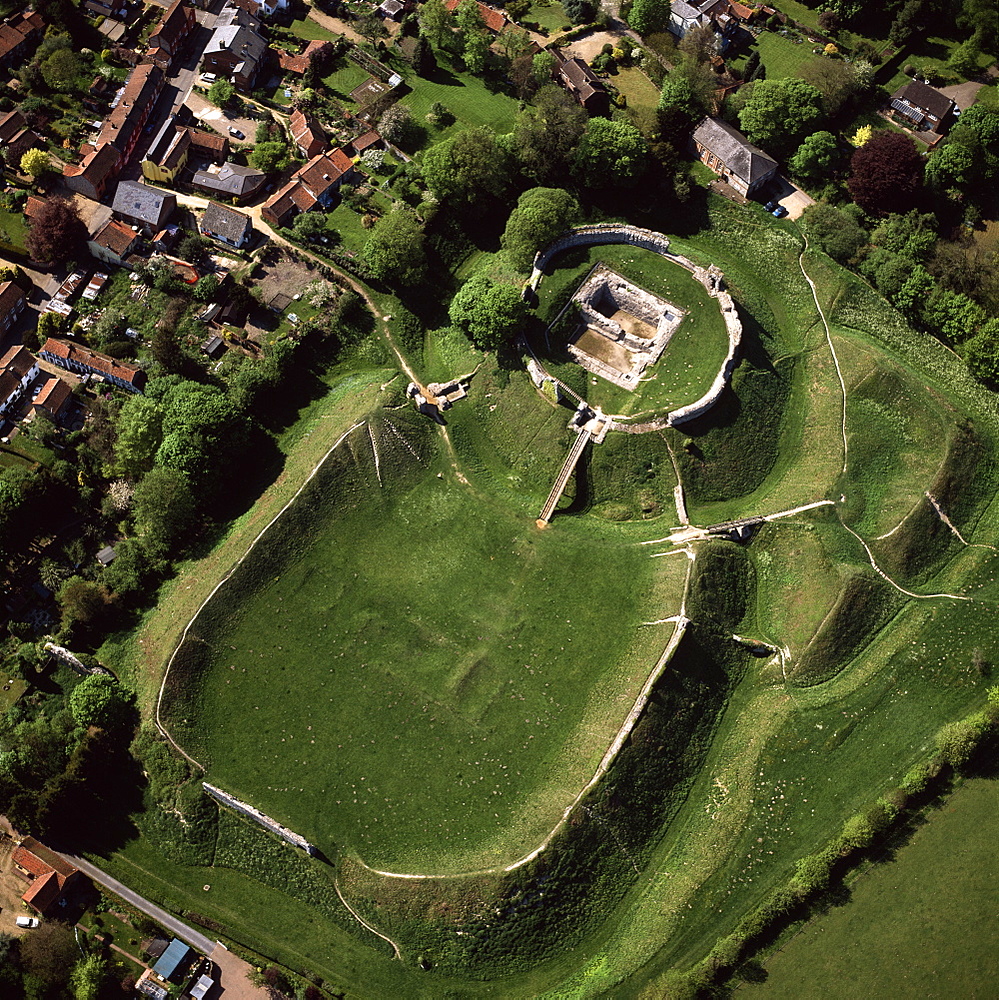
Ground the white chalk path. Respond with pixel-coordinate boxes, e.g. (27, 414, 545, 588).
(925, 491, 999, 552)
(797, 235, 849, 476)
(334, 877, 402, 960)
(838, 520, 972, 601)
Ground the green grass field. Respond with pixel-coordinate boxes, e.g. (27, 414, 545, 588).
(401, 66, 520, 139)
(103, 193, 999, 998)
(741, 777, 999, 999)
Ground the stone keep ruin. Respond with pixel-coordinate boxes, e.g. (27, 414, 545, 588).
(567, 265, 685, 390)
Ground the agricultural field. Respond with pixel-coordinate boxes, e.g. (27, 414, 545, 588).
(743, 777, 999, 999)
(104, 196, 999, 998)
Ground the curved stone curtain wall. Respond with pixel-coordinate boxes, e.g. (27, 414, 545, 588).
(529, 225, 743, 428)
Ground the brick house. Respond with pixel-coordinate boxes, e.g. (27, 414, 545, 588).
(12, 838, 82, 916)
(0, 343, 38, 418)
(289, 109, 327, 159)
(39, 338, 147, 393)
(111, 180, 177, 231)
(554, 51, 609, 116)
(145, 0, 196, 69)
(691, 116, 777, 196)
(0, 9, 45, 74)
(32, 377, 73, 422)
(261, 149, 355, 228)
(201, 4, 269, 91)
(88, 218, 143, 268)
(889, 80, 956, 133)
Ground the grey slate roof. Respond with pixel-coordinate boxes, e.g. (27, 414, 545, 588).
(692, 116, 778, 187)
(191, 161, 266, 197)
(890, 80, 954, 121)
(111, 180, 176, 227)
(201, 201, 251, 243)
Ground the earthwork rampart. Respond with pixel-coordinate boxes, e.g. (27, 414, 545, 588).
(204, 782, 318, 856)
(529, 225, 743, 428)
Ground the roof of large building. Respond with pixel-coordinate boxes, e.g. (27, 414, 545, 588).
(191, 160, 266, 197)
(112, 180, 176, 226)
(204, 21, 268, 70)
(91, 218, 140, 256)
(40, 338, 145, 386)
(0, 343, 35, 376)
(97, 62, 164, 153)
(297, 148, 353, 196)
(12, 836, 80, 913)
(890, 79, 955, 121)
(0, 9, 44, 63)
(289, 109, 326, 153)
(201, 201, 251, 242)
(444, 0, 506, 31)
(558, 56, 604, 104)
(692, 116, 777, 186)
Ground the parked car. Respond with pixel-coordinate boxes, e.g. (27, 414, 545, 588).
(772, 205, 788, 218)
(764, 200, 777, 212)
(228, 127, 244, 139)
(16, 916, 39, 929)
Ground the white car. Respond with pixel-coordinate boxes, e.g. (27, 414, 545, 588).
(16, 916, 39, 929)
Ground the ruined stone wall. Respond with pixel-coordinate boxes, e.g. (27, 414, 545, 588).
(203, 782, 318, 856)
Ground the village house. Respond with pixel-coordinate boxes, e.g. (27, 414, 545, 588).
(201, 3, 269, 91)
(200, 201, 253, 248)
(142, 117, 229, 184)
(289, 109, 327, 159)
(32, 377, 73, 423)
(62, 144, 121, 201)
(229, 0, 287, 16)
(11, 838, 83, 916)
(88, 218, 144, 268)
(261, 149, 355, 228)
(191, 161, 267, 202)
(0, 109, 44, 165)
(276, 38, 329, 75)
(39, 338, 147, 393)
(111, 180, 178, 232)
(0, 8, 45, 74)
(348, 130, 383, 157)
(145, 0, 197, 70)
(691, 116, 778, 197)
(889, 79, 956, 133)
(554, 51, 609, 116)
(0, 280, 28, 341)
(0, 344, 38, 419)
(666, 0, 751, 43)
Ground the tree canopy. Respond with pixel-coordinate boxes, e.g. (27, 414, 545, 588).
(422, 127, 509, 204)
(512, 84, 587, 185)
(364, 207, 427, 285)
(69, 674, 131, 732)
(738, 78, 825, 159)
(571, 117, 647, 189)
(847, 130, 923, 215)
(25, 198, 87, 264)
(449, 274, 529, 350)
(501, 187, 580, 272)
(113, 396, 164, 479)
(789, 130, 840, 180)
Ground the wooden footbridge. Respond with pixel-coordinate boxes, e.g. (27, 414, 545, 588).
(537, 426, 591, 525)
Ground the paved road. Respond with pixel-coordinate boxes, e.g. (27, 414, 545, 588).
(57, 853, 216, 955)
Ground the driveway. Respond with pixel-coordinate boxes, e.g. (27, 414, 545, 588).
(938, 79, 984, 111)
(185, 93, 258, 145)
(771, 175, 814, 221)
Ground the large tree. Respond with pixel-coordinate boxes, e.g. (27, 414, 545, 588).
(571, 117, 647, 189)
(131, 465, 197, 557)
(112, 395, 164, 479)
(25, 197, 87, 264)
(738, 78, 824, 159)
(512, 84, 587, 184)
(69, 674, 131, 732)
(800, 202, 867, 263)
(627, 0, 667, 36)
(788, 130, 840, 180)
(364, 207, 427, 285)
(419, 0, 454, 51)
(799, 56, 859, 115)
(422, 126, 509, 205)
(847, 130, 923, 215)
(501, 187, 580, 272)
(449, 274, 529, 350)
(40, 47, 82, 90)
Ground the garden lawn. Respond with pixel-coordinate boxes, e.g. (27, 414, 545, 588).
(0, 207, 29, 254)
(401, 66, 520, 140)
(741, 778, 999, 999)
(612, 66, 661, 119)
(751, 29, 823, 79)
(288, 15, 340, 41)
(524, 0, 569, 35)
(322, 62, 370, 102)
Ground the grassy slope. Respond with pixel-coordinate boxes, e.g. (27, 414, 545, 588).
(742, 777, 999, 1000)
(98, 194, 999, 999)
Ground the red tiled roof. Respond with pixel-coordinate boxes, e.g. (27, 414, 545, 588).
(296, 149, 352, 195)
(63, 143, 122, 185)
(0, 281, 26, 318)
(0, 343, 34, 376)
(33, 377, 72, 415)
(0, 10, 44, 63)
(352, 130, 381, 153)
(40, 338, 144, 386)
(444, 0, 506, 32)
(148, 0, 192, 51)
(92, 218, 139, 256)
(22, 870, 61, 912)
(0, 107, 25, 143)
